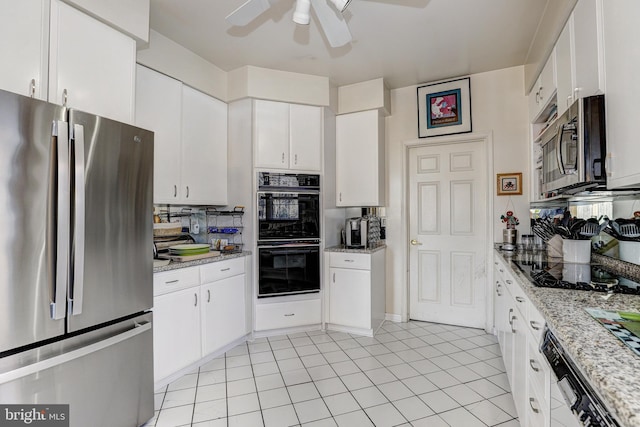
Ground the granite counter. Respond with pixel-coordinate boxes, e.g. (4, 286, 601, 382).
(153, 251, 251, 273)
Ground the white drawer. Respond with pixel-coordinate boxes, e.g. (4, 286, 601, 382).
(329, 252, 370, 270)
(528, 302, 546, 342)
(153, 266, 200, 296)
(528, 339, 549, 401)
(201, 257, 245, 284)
(255, 299, 321, 331)
(527, 376, 549, 427)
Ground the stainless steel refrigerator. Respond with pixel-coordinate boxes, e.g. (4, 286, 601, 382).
(0, 89, 154, 426)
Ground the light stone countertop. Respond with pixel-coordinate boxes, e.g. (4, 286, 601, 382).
(495, 249, 640, 427)
(153, 251, 251, 273)
(324, 243, 386, 254)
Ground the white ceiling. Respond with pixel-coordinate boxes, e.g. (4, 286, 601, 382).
(149, 0, 549, 90)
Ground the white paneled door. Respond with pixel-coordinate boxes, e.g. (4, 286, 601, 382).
(409, 140, 488, 328)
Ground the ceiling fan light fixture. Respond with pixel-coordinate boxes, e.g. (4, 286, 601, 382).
(329, 0, 352, 13)
(293, 0, 311, 25)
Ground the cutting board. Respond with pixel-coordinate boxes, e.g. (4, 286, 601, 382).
(160, 251, 221, 262)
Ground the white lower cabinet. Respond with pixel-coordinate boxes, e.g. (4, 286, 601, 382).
(153, 258, 249, 384)
(494, 256, 554, 427)
(325, 249, 385, 336)
(154, 282, 201, 382)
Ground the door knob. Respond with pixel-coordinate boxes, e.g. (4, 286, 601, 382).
(410, 239, 422, 246)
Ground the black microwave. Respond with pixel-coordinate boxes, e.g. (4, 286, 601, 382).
(540, 95, 606, 196)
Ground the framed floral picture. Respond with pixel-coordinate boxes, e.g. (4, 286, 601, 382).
(497, 172, 523, 196)
(417, 77, 472, 138)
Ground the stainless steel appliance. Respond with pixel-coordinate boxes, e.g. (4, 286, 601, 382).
(257, 243, 320, 298)
(540, 95, 606, 197)
(346, 217, 368, 249)
(541, 327, 620, 426)
(0, 89, 154, 426)
(257, 172, 320, 242)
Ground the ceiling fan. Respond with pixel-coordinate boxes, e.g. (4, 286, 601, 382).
(225, 0, 354, 48)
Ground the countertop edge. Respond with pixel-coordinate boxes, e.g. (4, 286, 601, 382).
(154, 251, 251, 273)
(494, 249, 640, 427)
(325, 244, 387, 254)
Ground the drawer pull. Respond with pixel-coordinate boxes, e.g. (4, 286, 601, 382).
(194, 293, 198, 306)
(511, 315, 517, 333)
(529, 359, 540, 372)
(530, 320, 541, 331)
(508, 309, 513, 325)
(496, 289, 501, 296)
(506, 280, 512, 285)
(207, 289, 211, 303)
(516, 296, 525, 303)
(344, 259, 355, 263)
(221, 268, 231, 272)
(494, 261, 498, 265)
(165, 280, 179, 284)
(529, 397, 540, 414)
(284, 313, 295, 317)
(499, 269, 504, 273)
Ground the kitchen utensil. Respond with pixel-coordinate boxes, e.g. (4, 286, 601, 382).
(579, 222, 599, 238)
(161, 250, 221, 262)
(168, 243, 211, 256)
(620, 222, 640, 238)
(521, 234, 534, 251)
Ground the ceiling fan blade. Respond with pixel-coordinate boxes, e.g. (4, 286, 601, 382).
(225, 0, 271, 26)
(310, 0, 352, 47)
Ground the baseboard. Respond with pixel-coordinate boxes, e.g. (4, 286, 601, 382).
(385, 313, 402, 322)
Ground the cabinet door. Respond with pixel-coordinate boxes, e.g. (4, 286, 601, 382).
(181, 85, 228, 205)
(573, 0, 605, 99)
(135, 65, 182, 204)
(290, 104, 322, 171)
(153, 287, 201, 381)
(335, 110, 385, 206)
(254, 100, 290, 169)
(555, 20, 574, 116)
(512, 311, 528, 422)
(201, 274, 246, 355)
(0, 0, 49, 100)
(538, 53, 556, 110)
(602, 0, 640, 188)
(49, 0, 135, 123)
(329, 267, 371, 329)
(493, 273, 507, 348)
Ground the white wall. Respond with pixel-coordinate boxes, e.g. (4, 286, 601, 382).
(385, 66, 530, 316)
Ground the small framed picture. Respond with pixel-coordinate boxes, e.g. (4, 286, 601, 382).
(417, 77, 472, 138)
(497, 173, 523, 196)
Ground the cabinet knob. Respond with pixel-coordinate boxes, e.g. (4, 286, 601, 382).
(529, 358, 540, 372)
(207, 289, 211, 303)
(282, 152, 285, 163)
(194, 293, 198, 306)
(339, 192, 342, 202)
(515, 296, 524, 303)
(186, 186, 190, 198)
(294, 154, 298, 165)
(530, 320, 541, 331)
(174, 185, 177, 197)
(529, 397, 540, 414)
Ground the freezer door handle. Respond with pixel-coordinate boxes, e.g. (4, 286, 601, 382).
(0, 322, 151, 384)
(70, 124, 86, 316)
(51, 120, 70, 320)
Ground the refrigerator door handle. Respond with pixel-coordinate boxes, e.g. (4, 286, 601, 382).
(0, 322, 151, 384)
(52, 120, 70, 320)
(70, 124, 86, 316)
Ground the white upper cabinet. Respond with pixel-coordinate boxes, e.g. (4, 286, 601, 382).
(254, 100, 290, 169)
(602, 0, 640, 188)
(49, 0, 135, 123)
(555, 0, 605, 117)
(181, 85, 228, 205)
(335, 110, 385, 207)
(290, 104, 322, 171)
(135, 66, 228, 205)
(135, 65, 182, 204)
(0, 0, 49, 100)
(528, 53, 556, 122)
(254, 100, 322, 171)
(555, 20, 574, 116)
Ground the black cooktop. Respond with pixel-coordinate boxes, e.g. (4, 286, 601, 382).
(512, 257, 640, 295)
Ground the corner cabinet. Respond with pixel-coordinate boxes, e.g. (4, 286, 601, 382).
(253, 100, 322, 171)
(325, 249, 386, 337)
(335, 110, 385, 207)
(135, 65, 228, 205)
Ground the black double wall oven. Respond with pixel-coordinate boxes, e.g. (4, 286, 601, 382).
(257, 172, 320, 298)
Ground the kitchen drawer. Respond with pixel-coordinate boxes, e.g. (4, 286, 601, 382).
(527, 376, 549, 427)
(153, 266, 200, 296)
(528, 339, 550, 402)
(329, 252, 371, 270)
(201, 257, 245, 284)
(510, 279, 529, 319)
(255, 299, 321, 331)
(528, 301, 546, 343)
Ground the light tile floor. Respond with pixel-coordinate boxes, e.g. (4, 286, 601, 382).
(145, 321, 519, 427)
